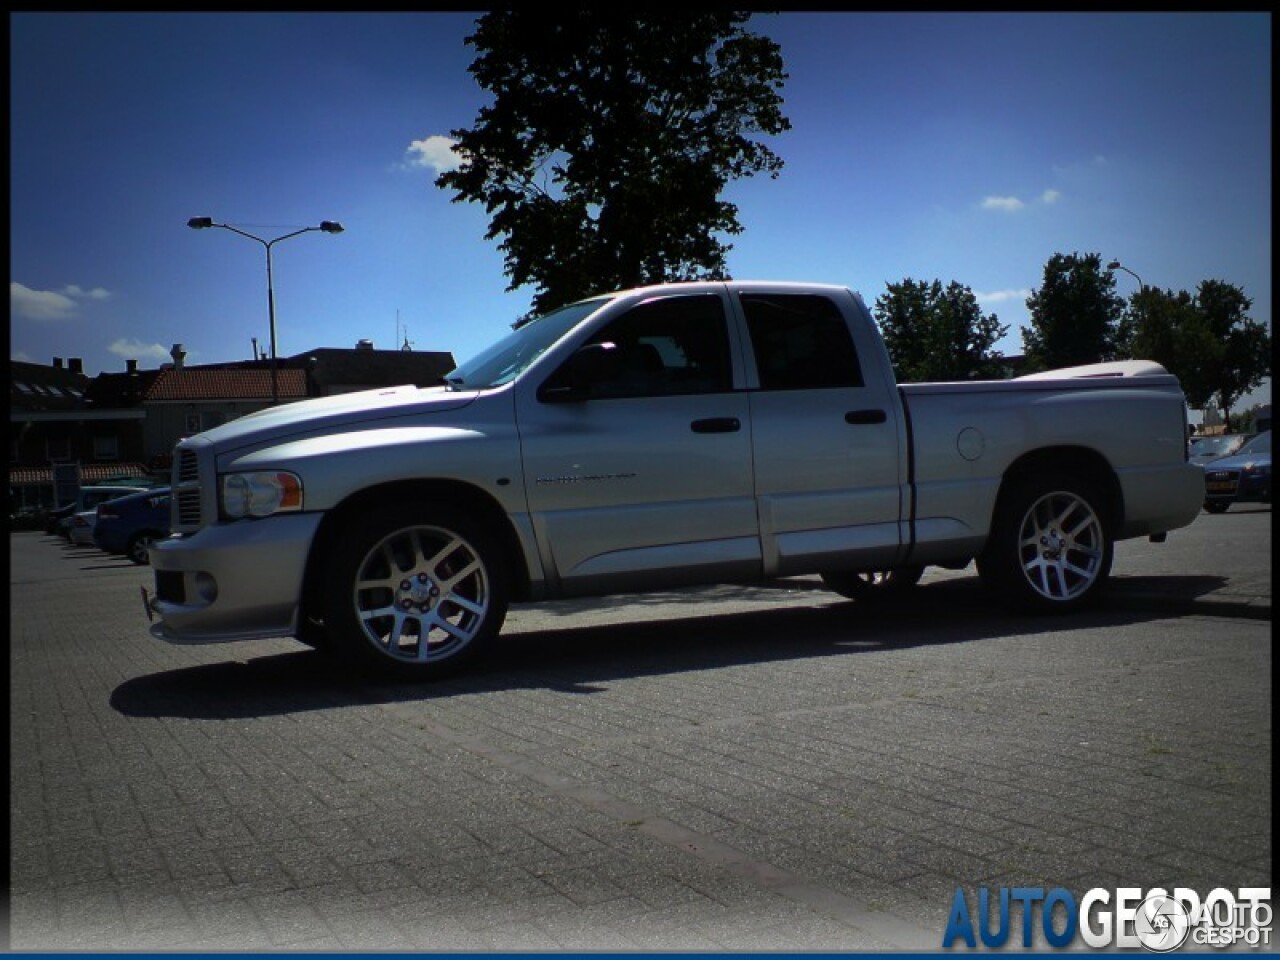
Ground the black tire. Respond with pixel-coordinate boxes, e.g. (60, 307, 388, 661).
(1203, 501, 1230, 514)
(977, 474, 1114, 614)
(320, 503, 509, 679)
(821, 565, 925, 602)
(125, 531, 161, 565)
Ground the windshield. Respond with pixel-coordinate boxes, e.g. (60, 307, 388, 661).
(1191, 435, 1246, 457)
(1234, 431, 1271, 456)
(445, 297, 613, 390)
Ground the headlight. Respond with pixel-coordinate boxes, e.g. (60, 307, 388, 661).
(220, 471, 303, 519)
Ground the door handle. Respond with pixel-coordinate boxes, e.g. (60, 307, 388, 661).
(845, 409, 887, 425)
(691, 417, 741, 434)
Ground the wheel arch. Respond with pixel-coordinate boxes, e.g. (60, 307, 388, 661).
(300, 478, 533, 630)
(995, 446, 1124, 533)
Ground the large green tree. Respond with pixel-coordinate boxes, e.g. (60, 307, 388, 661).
(1021, 252, 1124, 371)
(436, 11, 790, 316)
(1196, 280, 1271, 425)
(1116, 286, 1209, 402)
(1115, 279, 1271, 423)
(873, 279, 1008, 382)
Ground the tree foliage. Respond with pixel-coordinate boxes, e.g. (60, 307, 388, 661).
(1117, 278, 1271, 422)
(873, 279, 1008, 382)
(436, 11, 790, 316)
(1021, 252, 1124, 371)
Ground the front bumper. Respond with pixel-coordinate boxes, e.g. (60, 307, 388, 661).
(1203, 467, 1272, 506)
(146, 512, 323, 644)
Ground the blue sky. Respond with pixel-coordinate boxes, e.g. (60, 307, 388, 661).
(8, 12, 1272, 412)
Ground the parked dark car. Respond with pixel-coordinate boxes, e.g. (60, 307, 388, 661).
(92, 487, 171, 564)
(47, 484, 152, 537)
(1202, 430, 1271, 513)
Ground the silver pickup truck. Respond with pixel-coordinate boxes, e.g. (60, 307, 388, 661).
(146, 281, 1204, 678)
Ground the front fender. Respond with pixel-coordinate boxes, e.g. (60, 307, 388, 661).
(219, 426, 527, 514)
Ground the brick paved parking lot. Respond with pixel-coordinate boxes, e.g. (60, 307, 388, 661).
(8, 510, 1272, 951)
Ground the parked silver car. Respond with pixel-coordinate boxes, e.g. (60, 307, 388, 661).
(1188, 432, 1251, 466)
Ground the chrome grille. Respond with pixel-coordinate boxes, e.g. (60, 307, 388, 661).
(172, 446, 205, 531)
(177, 448, 200, 483)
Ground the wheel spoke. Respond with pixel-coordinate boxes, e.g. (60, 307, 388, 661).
(425, 536, 465, 574)
(438, 557, 482, 592)
(1024, 556, 1047, 587)
(362, 601, 398, 621)
(445, 592, 485, 617)
(1062, 558, 1095, 581)
(386, 611, 413, 650)
(427, 610, 471, 644)
(1052, 499, 1081, 529)
(1066, 513, 1096, 539)
(384, 540, 407, 576)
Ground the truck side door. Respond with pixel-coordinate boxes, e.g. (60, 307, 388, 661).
(733, 288, 909, 577)
(515, 291, 760, 596)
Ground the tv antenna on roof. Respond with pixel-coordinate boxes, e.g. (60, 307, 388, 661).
(396, 309, 413, 351)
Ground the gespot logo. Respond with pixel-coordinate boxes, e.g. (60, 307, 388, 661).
(942, 885, 1272, 951)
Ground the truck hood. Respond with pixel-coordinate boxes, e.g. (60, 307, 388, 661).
(195, 384, 480, 454)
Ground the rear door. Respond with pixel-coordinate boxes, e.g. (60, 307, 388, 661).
(731, 286, 908, 576)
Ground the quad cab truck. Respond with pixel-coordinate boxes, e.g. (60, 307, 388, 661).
(145, 281, 1204, 679)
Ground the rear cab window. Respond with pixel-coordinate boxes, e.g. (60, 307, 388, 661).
(739, 293, 864, 390)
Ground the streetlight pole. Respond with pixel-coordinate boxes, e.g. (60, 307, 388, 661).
(187, 217, 344, 405)
(1108, 260, 1148, 356)
(1106, 259, 1144, 292)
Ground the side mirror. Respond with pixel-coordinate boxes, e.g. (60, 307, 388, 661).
(538, 342, 621, 402)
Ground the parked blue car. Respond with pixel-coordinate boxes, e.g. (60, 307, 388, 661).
(1202, 430, 1271, 513)
(92, 487, 172, 564)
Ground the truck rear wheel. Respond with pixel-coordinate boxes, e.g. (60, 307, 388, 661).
(320, 503, 508, 679)
(821, 565, 924, 601)
(978, 474, 1113, 614)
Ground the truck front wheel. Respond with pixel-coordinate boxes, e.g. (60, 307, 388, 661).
(320, 503, 509, 679)
(978, 475, 1113, 614)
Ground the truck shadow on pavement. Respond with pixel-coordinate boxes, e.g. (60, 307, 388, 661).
(110, 573, 1232, 720)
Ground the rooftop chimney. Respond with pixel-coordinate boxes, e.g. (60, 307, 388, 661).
(68, 358, 84, 375)
(170, 343, 186, 369)
(356, 339, 374, 351)
(127, 359, 138, 374)
(53, 357, 63, 369)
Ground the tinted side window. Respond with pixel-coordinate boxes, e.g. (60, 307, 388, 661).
(741, 294, 864, 390)
(582, 294, 733, 399)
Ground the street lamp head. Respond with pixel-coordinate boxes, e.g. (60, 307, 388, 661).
(1106, 260, 1121, 270)
(187, 217, 214, 230)
(319, 221, 344, 234)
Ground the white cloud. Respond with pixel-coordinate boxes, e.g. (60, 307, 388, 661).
(981, 195, 1025, 213)
(11, 282, 78, 320)
(405, 134, 462, 173)
(11, 349, 32, 362)
(10, 281, 113, 320)
(62, 284, 112, 301)
(975, 288, 1032, 305)
(1041, 189, 1061, 204)
(107, 338, 173, 363)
